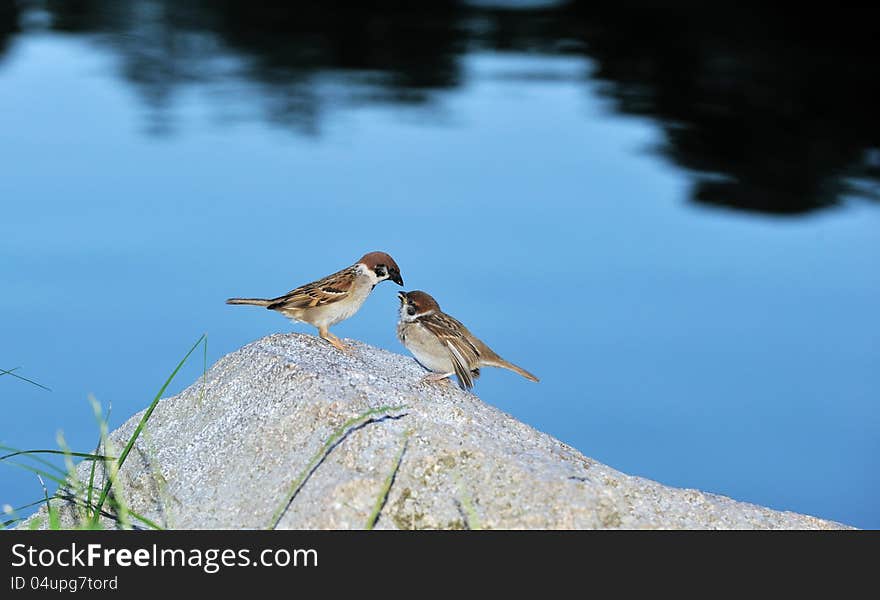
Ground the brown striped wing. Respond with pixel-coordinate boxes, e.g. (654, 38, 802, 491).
(266, 266, 356, 310)
(419, 312, 482, 389)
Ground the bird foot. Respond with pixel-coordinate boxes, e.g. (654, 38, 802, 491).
(420, 372, 454, 385)
(319, 330, 351, 353)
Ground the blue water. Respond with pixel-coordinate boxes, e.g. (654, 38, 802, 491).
(2, 6, 878, 528)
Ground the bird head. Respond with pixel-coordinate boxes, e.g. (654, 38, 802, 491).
(359, 251, 403, 286)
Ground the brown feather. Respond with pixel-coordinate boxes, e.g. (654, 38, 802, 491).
(471, 335, 539, 382)
(265, 265, 357, 311)
(419, 311, 482, 390)
(358, 251, 400, 274)
(226, 297, 271, 306)
(403, 290, 538, 387)
(406, 290, 441, 313)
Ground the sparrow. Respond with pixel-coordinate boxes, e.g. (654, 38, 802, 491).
(396, 290, 539, 390)
(227, 251, 403, 351)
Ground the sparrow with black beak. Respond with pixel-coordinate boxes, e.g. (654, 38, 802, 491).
(396, 290, 539, 390)
(227, 251, 403, 351)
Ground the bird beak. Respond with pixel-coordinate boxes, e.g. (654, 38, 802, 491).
(390, 271, 404, 286)
(397, 291, 407, 303)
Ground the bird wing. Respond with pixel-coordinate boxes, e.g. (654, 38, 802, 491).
(266, 266, 356, 310)
(420, 312, 482, 389)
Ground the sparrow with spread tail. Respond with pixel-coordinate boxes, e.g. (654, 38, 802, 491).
(396, 290, 539, 390)
(227, 251, 403, 351)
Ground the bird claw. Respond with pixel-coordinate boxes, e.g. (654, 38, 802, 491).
(319, 330, 351, 353)
(420, 372, 453, 386)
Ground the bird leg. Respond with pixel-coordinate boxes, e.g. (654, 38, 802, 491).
(420, 372, 454, 385)
(318, 327, 349, 352)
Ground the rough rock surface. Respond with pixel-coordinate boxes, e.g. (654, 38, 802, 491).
(27, 334, 849, 529)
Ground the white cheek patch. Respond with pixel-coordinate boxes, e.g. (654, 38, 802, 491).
(357, 263, 382, 286)
(400, 304, 425, 322)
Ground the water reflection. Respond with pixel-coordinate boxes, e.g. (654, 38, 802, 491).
(567, 5, 880, 214)
(0, 0, 19, 60)
(6, 1, 880, 213)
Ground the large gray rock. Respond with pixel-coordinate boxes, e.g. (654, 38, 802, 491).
(28, 334, 849, 529)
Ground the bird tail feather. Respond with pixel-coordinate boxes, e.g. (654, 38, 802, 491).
(484, 357, 539, 382)
(225, 297, 272, 307)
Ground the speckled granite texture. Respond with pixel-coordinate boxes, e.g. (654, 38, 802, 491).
(24, 333, 850, 529)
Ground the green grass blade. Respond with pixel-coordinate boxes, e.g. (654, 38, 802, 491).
(37, 476, 62, 530)
(2, 503, 20, 528)
(1, 498, 73, 529)
(87, 463, 97, 513)
(7, 497, 49, 515)
(93, 334, 206, 517)
(128, 509, 163, 530)
(0, 445, 69, 478)
(0, 367, 51, 391)
(0, 449, 115, 462)
(87, 396, 110, 521)
(56, 431, 92, 525)
(269, 404, 407, 529)
(48, 504, 61, 529)
(2, 486, 162, 531)
(365, 430, 410, 530)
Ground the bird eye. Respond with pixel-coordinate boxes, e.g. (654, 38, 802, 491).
(407, 306, 416, 316)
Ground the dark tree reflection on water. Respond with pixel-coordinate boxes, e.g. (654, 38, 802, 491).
(4, 1, 879, 214)
(0, 0, 19, 60)
(566, 5, 880, 214)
